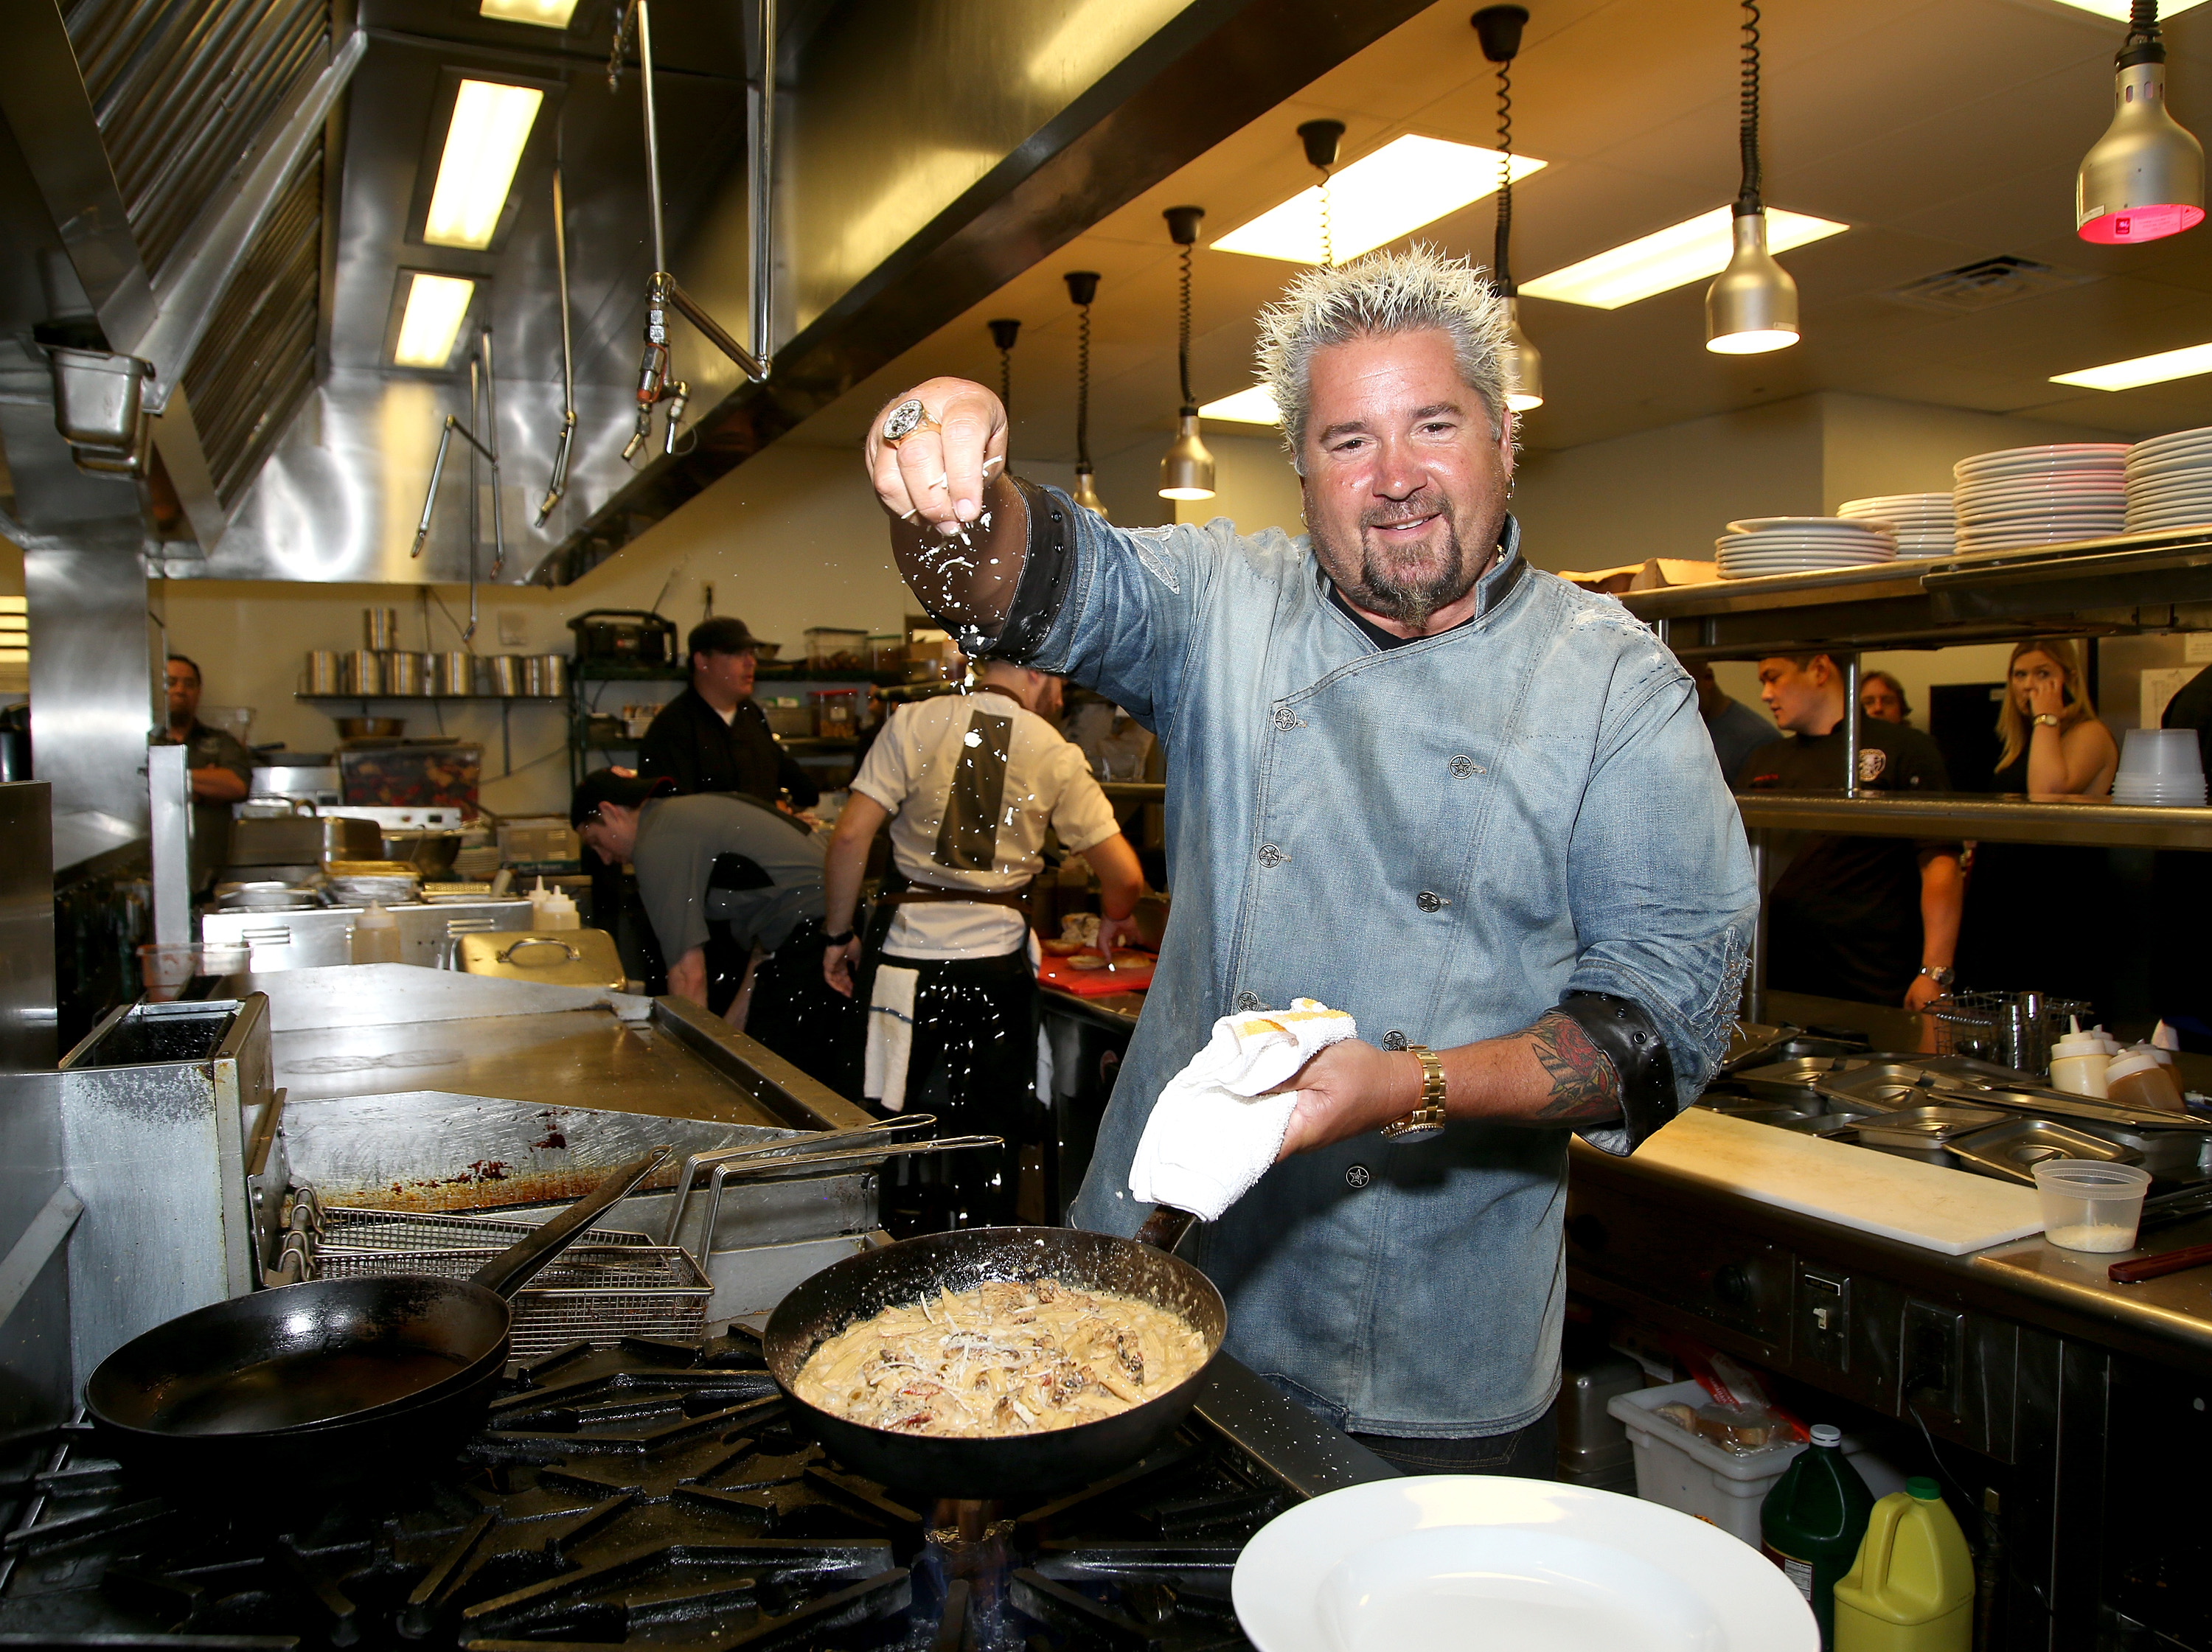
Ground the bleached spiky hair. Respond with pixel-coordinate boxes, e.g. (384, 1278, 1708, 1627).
(1254, 245, 1509, 470)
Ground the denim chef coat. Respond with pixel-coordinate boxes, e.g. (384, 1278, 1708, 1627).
(1018, 503, 1759, 1438)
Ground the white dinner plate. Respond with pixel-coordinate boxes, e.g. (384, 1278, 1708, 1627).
(1964, 482, 2132, 500)
(1955, 443, 2129, 473)
(2123, 480, 2212, 506)
(2128, 427, 2212, 461)
(1725, 515, 1895, 535)
(1232, 1477, 1815, 1652)
(2125, 448, 2212, 473)
(1717, 533, 1893, 548)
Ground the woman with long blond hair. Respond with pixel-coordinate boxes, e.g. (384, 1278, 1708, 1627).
(1957, 638, 2118, 1013)
(1992, 638, 2117, 796)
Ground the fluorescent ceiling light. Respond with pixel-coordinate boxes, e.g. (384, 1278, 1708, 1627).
(424, 80, 543, 250)
(1521, 206, 1847, 310)
(2051, 341, 2212, 390)
(1198, 386, 1281, 425)
(394, 273, 476, 368)
(478, 0, 579, 26)
(2047, 0, 2206, 16)
(1214, 134, 1547, 265)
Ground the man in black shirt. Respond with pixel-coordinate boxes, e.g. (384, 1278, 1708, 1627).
(636, 616, 820, 809)
(1737, 653, 1962, 1011)
(161, 654, 254, 891)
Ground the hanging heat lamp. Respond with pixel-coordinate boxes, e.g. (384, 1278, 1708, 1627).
(1158, 206, 1217, 501)
(989, 318, 1020, 415)
(1705, 0, 1799, 355)
(1065, 271, 1107, 517)
(2076, 1, 2204, 244)
(1475, 5, 1542, 411)
(1297, 119, 1345, 265)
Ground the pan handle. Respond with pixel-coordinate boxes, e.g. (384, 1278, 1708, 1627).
(469, 1146, 673, 1299)
(1133, 1205, 1196, 1253)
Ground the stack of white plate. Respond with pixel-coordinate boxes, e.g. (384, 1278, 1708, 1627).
(1714, 517, 1898, 579)
(2125, 426, 2212, 533)
(1952, 445, 2129, 552)
(1838, 494, 1955, 557)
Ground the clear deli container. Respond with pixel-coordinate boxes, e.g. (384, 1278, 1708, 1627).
(2033, 1160, 2151, 1253)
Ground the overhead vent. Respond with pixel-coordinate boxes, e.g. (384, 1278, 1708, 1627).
(66, 0, 331, 280)
(1883, 256, 2096, 314)
(182, 144, 321, 509)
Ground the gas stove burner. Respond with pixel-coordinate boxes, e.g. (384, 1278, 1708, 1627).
(1, 1334, 1382, 1651)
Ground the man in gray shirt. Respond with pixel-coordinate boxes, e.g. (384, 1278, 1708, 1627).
(571, 770, 854, 1091)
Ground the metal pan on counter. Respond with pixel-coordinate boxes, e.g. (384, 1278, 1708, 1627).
(83, 1148, 671, 1492)
(762, 1206, 1220, 1502)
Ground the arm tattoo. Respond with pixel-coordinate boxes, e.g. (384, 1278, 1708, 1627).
(1525, 1010, 1624, 1123)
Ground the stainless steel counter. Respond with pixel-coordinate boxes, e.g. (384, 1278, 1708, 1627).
(203, 899, 538, 972)
(243, 965, 866, 1129)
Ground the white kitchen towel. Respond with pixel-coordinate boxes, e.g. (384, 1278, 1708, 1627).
(1129, 998, 1357, 1221)
(864, 965, 920, 1112)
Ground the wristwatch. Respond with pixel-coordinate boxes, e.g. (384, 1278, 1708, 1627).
(822, 929, 857, 947)
(880, 397, 936, 446)
(1918, 964, 1955, 989)
(2033, 712, 2061, 728)
(1380, 1045, 1448, 1143)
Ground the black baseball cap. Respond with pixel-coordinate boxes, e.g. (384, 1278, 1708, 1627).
(689, 616, 768, 659)
(571, 769, 675, 827)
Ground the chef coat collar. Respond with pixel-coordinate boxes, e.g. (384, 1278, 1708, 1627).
(1317, 513, 1526, 649)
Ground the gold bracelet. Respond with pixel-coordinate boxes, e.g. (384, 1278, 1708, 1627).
(1380, 1045, 1448, 1142)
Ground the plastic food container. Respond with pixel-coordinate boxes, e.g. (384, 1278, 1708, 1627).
(2032, 1160, 2151, 1253)
(1607, 1380, 1905, 1547)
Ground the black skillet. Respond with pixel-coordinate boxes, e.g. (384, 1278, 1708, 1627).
(86, 1146, 672, 1490)
(762, 1210, 1221, 1502)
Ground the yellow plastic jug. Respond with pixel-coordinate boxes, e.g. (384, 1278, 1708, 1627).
(1832, 1480, 1973, 1651)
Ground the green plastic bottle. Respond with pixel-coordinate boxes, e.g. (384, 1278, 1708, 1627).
(1761, 1423, 1876, 1651)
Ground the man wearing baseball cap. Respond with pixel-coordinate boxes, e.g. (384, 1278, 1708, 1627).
(636, 616, 819, 808)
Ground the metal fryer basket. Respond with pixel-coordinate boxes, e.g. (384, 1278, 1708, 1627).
(309, 1245, 712, 1357)
(318, 1205, 655, 1252)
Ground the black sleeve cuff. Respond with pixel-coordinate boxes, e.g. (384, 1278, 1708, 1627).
(1555, 990, 1679, 1153)
(980, 477, 1077, 664)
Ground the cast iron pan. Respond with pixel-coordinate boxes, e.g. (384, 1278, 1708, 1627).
(86, 1146, 671, 1490)
(762, 1217, 1223, 1501)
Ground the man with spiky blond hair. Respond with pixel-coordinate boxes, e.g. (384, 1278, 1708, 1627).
(858, 246, 1756, 1474)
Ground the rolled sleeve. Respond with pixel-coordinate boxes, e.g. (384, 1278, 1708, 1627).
(1023, 491, 1217, 736)
(1046, 751, 1121, 856)
(1564, 652, 1760, 1125)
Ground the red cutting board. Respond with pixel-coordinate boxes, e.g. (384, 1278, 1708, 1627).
(1037, 949, 1155, 996)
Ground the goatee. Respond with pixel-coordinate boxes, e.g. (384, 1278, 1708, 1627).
(1316, 496, 1483, 631)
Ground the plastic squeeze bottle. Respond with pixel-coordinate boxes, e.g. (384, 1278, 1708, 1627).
(1832, 1479, 1973, 1652)
(1761, 1423, 1876, 1651)
(350, 901, 401, 965)
(2048, 1020, 2111, 1098)
(538, 885, 580, 931)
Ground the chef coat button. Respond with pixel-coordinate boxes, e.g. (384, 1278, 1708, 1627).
(1235, 991, 1265, 1012)
(1345, 1163, 1372, 1190)
(1450, 754, 1477, 778)
(1382, 1030, 1408, 1051)
(1257, 843, 1285, 868)
(1416, 891, 1447, 913)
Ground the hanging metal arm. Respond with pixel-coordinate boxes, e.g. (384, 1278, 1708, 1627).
(479, 326, 507, 577)
(411, 415, 499, 559)
(537, 163, 578, 526)
(616, 0, 772, 462)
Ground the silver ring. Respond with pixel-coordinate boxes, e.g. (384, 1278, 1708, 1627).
(881, 397, 937, 446)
